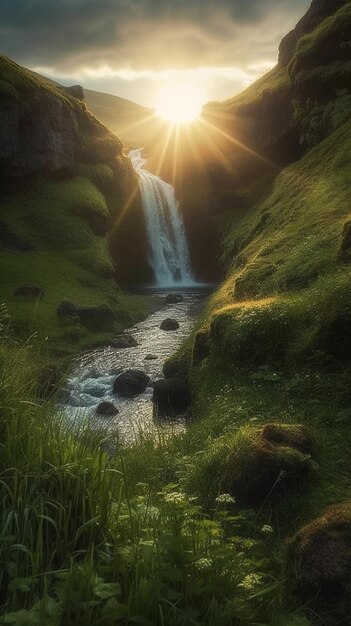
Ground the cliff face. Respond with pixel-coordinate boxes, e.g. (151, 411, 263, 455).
(0, 57, 123, 177)
(0, 56, 150, 353)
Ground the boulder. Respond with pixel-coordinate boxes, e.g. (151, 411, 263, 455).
(96, 401, 119, 416)
(57, 301, 115, 330)
(291, 500, 351, 605)
(226, 423, 315, 506)
(14, 284, 44, 299)
(160, 318, 179, 331)
(113, 370, 150, 397)
(76, 304, 115, 327)
(153, 378, 191, 418)
(110, 334, 138, 349)
(165, 294, 184, 304)
(57, 301, 78, 319)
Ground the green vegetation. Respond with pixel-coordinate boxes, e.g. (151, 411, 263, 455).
(0, 313, 314, 626)
(0, 56, 81, 106)
(1, 3, 351, 625)
(0, 174, 152, 354)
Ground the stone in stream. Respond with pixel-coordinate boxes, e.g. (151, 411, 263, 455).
(160, 318, 179, 331)
(113, 370, 150, 397)
(165, 294, 184, 304)
(153, 378, 191, 418)
(145, 354, 158, 360)
(110, 334, 138, 349)
(96, 401, 119, 416)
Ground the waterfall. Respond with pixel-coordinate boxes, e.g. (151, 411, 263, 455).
(129, 148, 193, 287)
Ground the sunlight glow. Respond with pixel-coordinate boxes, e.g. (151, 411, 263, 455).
(155, 83, 203, 124)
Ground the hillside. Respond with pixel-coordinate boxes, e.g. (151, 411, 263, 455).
(163, 2, 351, 621)
(0, 55, 152, 354)
(84, 88, 168, 150)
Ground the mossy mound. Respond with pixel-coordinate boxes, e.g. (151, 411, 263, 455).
(225, 424, 315, 506)
(291, 500, 351, 609)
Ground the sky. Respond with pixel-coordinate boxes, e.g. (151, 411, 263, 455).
(0, 0, 311, 108)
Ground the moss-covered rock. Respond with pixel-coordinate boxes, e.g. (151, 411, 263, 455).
(226, 424, 315, 506)
(290, 500, 351, 607)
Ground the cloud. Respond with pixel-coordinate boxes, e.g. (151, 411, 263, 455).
(1, 0, 310, 71)
(0, 0, 310, 104)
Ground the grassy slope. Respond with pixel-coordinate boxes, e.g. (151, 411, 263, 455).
(0, 58, 152, 354)
(0, 175, 150, 354)
(165, 3, 351, 538)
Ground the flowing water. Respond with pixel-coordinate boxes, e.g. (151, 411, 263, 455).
(129, 149, 193, 287)
(61, 155, 210, 441)
(60, 289, 210, 442)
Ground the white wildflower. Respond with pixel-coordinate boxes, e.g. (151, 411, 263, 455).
(239, 573, 262, 591)
(164, 491, 187, 505)
(261, 524, 274, 534)
(215, 493, 236, 505)
(195, 558, 213, 572)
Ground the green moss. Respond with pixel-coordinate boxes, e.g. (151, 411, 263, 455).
(289, 4, 351, 81)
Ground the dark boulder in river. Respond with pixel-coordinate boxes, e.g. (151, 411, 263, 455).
(165, 294, 184, 304)
(160, 318, 179, 331)
(96, 401, 119, 416)
(153, 378, 191, 418)
(110, 334, 138, 349)
(113, 370, 150, 397)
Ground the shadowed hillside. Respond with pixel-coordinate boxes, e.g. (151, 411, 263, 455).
(0, 55, 153, 354)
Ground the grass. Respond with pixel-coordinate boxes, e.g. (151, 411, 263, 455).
(0, 173, 154, 354)
(0, 322, 309, 626)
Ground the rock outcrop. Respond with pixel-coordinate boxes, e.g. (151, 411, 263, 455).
(0, 56, 123, 177)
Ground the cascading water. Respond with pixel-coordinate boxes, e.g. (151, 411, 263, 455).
(130, 148, 193, 287)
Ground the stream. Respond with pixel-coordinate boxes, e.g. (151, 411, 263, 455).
(60, 288, 210, 442)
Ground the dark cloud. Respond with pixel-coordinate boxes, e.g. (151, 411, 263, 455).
(0, 0, 310, 72)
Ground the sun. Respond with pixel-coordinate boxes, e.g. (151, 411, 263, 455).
(155, 83, 203, 124)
